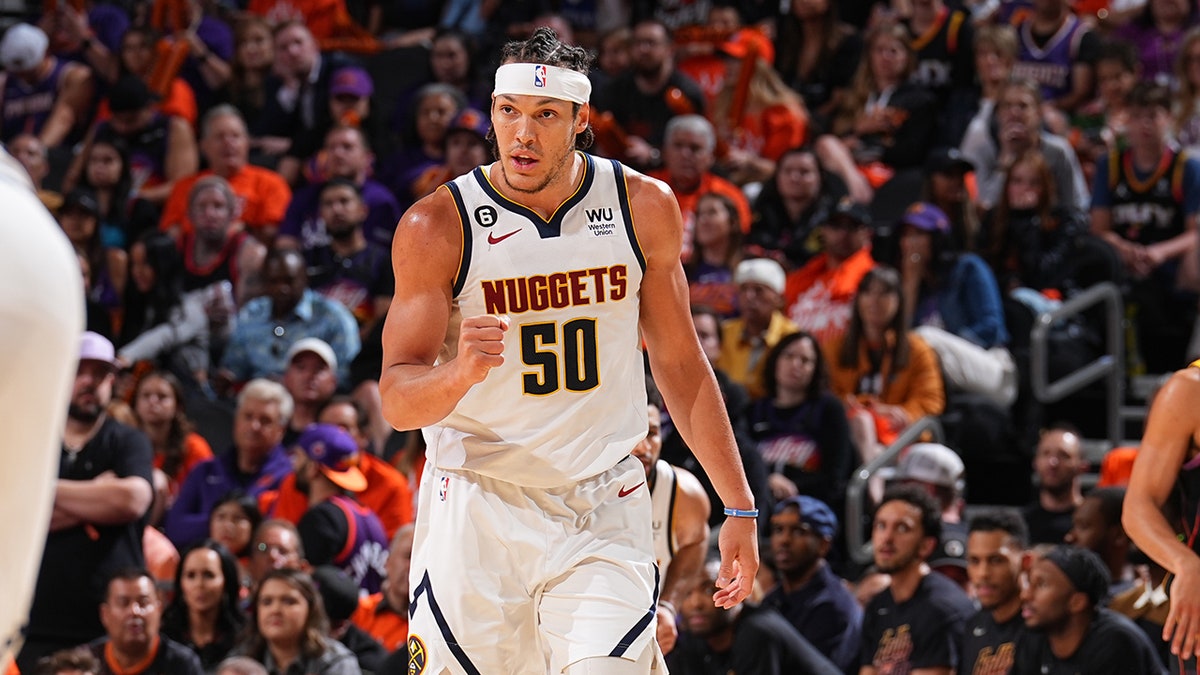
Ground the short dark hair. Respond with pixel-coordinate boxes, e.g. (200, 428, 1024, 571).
(968, 508, 1029, 548)
(104, 567, 155, 597)
(878, 484, 942, 543)
(761, 331, 828, 401)
(319, 177, 363, 200)
(1085, 486, 1126, 528)
(1126, 81, 1171, 111)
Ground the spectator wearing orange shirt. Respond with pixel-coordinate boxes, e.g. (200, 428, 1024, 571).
(351, 524, 412, 652)
(649, 114, 751, 262)
(159, 105, 291, 243)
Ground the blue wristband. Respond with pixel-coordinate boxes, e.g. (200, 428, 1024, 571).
(723, 507, 759, 518)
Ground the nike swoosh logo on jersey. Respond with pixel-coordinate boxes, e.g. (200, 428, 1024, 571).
(618, 482, 645, 498)
(488, 229, 521, 245)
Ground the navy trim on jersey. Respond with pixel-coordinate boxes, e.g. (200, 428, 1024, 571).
(445, 181, 472, 298)
(470, 153, 597, 239)
(411, 571, 483, 675)
(608, 565, 660, 657)
(611, 160, 646, 272)
(665, 465, 679, 559)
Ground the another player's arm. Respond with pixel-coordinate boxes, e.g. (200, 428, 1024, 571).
(630, 172, 758, 608)
(379, 189, 506, 431)
(662, 467, 711, 611)
(1124, 367, 1200, 659)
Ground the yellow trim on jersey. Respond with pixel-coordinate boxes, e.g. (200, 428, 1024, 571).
(438, 183, 467, 289)
(1190, 358, 1200, 370)
(479, 151, 591, 223)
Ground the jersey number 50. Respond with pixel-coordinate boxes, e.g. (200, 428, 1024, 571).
(521, 319, 600, 395)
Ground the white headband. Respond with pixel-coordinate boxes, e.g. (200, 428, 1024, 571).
(493, 63, 592, 105)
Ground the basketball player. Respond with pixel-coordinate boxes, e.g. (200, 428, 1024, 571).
(1125, 363, 1200, 664)
(379, 27, 759, 675)
(0, 145, 84, 669)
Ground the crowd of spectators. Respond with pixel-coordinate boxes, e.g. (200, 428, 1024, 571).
(10, 0, 1200, 672)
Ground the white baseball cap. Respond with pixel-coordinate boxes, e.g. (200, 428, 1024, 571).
(895, 442, 964, 490)
(0, 24, 48, 73)
(285, 337, 337, 370)
(734, 258, 786, 295)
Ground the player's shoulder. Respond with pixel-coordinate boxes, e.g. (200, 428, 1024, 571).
(613, 161, 675, 208)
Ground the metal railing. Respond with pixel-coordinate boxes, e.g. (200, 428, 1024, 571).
(1028, 281, 1126, 448)
(844, 416, 945, 565)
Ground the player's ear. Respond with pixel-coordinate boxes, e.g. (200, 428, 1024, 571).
(576, 103, 591, 134)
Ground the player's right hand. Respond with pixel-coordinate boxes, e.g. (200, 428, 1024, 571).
(456, 314, 509, 384)
(1166, 558, 1200, 659)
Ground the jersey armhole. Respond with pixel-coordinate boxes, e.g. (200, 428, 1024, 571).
(610, 159, 647, 273)
(442, 182, 472, 298)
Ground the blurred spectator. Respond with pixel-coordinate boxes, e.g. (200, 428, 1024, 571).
(389, 29, 490, 152)
(1114, 0, 1196, 89)
(291, 424, 389, 595)
(594, 18, 707, 168)
(289, 66, 379, 168)
(1072, 40, 1139, 176)
(905, 0, 977, 145)
(1065, 486, 1136, 594)
(89, 568, 204, 675)
(247, 520, 308, 588)
(160, 540, 247, 671)
(824, 266, 945, 466)
(77, 249, 114, 338)
(717, 258, 798, 399)
(277, 338, 341, 442)
(215, 656, 268, 675)
(774, 0, 863, 124)
(859, 485, 975, 674)
(0, 23, 94, 147)
(165, 379, 294, 548)
(747, 146, 849, 270)
(77, 137, 135, 250)
(105, 26, 197, 126)
(762, 496, 862, 672)
(960, 78, 1089, 212)
(7, 133, 62, 211)
(748, 332, 853, 507)
(1091, 82, 1200, 374)
(279, 125, 401, 253)
(409, 107, 492, 202)
(59, 186, 127, 320)
(898, 202, 1017, 409)
(649, 115, 751, 262)
(782, 197, 875, 345)
(229, 17, 275, 134)
(1174, 27, 1200, 150)
(168, 0, 236, 114)
(385, 82, 464, 208)
(1010, 0, 1100, 113)
(964, 24, 1019, 136)
(961, 509, 1029, 675)
(160, 105, 292, 243)
(33, 646, 101, 675)
(351, 524, 413, 651)
(1014, 546, 1162, 674)
(589, 27, 631, 94)
(233, 568, 360, 675)
(668, 556, 842, 674)
(18, 333, 154, 672)
(892, 442, 970, 589)
(922, 147, 981, 252)
(129, 370, 214, 512)
(179, 175, 268, 308)
(1022, 422, 1086, 545)
(208, 491, 263, 588)
(309, 566, 386, 673)
(685, 192, 744, 317)
(39, 0, 124, 82)
(118, 231, 211, 391)
(215, 247, 361, 391)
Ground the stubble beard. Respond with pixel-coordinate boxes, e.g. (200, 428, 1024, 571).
(500, 138, 576, 195)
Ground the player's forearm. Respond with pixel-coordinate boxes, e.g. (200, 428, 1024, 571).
(380, 361, 479, 431)
(1124, 494, 1200, 574)
(55, 477, 152, 525)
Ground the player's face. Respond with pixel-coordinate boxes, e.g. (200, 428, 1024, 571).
(100, 576, 160, 652)
(134, 375, 177, 426)
(256, 579, 310, 644)
(181, 548, 227, 614)
(1021, 558, 1074, 630)
(233, 397, 286, 461)
(250, 528, 303, 582)
(967, 530, 1024, 612)
(318, 184, 366, 237)
(492, 92, 585, 195)
(770, 507, 826, 578)
(210, 501, 254, 556)
(871, 499, 932, 574)
(774, 336, 818, 397)
(70, 360, 115, 422)
(1033, 430, 1082, 491)
(1064, 497, 1109, 553)
(383, 527, 415, 610)
(630, 404, 663, 478)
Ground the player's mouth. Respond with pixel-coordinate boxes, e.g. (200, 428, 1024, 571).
(509, 152, 538, 170)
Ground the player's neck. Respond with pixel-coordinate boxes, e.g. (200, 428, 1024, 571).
(492, 152, 585, 218)
(991, 593, 1022, 624)
(1047, 613, 1092, 660)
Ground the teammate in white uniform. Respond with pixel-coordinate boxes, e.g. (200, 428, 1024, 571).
(631, 386, 711, 656)
(380, 27, 758, 675)
(0, 146, 84, 669)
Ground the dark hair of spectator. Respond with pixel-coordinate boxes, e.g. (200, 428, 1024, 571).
(35, 646, 100, 675)
(761, 331, 829, 402)
(209, 490, 264, 558)
(1086, 486, 1126, 528)
(131, 370, 195, 479)
(118, 230, 186, 349)
(241, 568, 330, 660)
(161, 539, 246, 648)
(968, 508, 1030, 548)
(840, 266, 911, 370)
(878, 483, 942, 543)
(1126, 81, 1172, 111)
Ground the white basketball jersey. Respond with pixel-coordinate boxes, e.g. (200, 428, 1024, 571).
(424, 153, 649, 488)
(650, 459, 679, 567)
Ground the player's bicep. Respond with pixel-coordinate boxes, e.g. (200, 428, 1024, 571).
(1130, 370, 1200, 504)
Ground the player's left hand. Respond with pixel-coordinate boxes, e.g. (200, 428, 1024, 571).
(713, 515, 758, 609)
(654, 605, 678, 655)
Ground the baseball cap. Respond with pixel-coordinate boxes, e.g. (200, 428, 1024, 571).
(294, 424, 368, 492)
(0, 24, 47, 72)
(285, 337, 337, 371)
(734, 258, 786, 295)
(330, 66, 373, 98)
(895, 443, 964, 490)
(446, 108, 490, 142)
(925, 147, 973, 175)
(79, 331, 118, 369)
(311, 565, 360, 622)
(61, 187, 100, 216)
(773, 495, 838, 539)
(816, 196, 872, 229)
(929, 521, 968, 570)
(108, 74, 160, 113)
(1042, 545, 1111, 607)
(900, 202, 950, 235)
